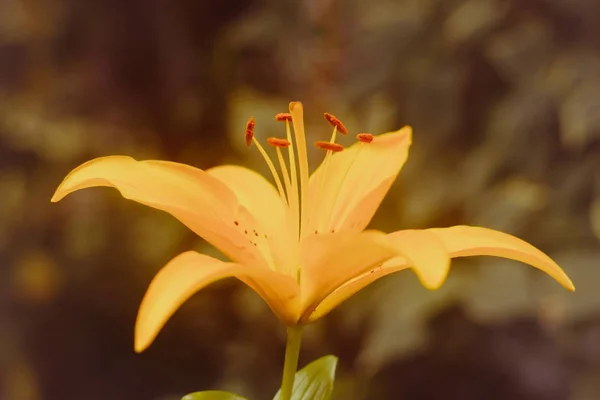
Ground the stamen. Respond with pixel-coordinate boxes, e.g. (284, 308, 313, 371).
(267, 137, 291, 148)
(356, 133, 374, 143)
(315, 141, 344, 152)
(324, 113, 348, 135)
(285, 119, 300, 240)
(276, 113, 300, 238)
(327, 137, 373, 232)
(313, 127, 342, 232)
(245, 119, 288, 205)
(275, 113, 293, 122)
(274, 146, 293, 209)
(252, 137, 288, 205)
(245, 117, 255, 147)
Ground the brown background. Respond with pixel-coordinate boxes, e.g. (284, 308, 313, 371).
(1, 0, 600, 399)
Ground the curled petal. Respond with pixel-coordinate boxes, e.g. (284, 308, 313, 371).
(135, 251, 300, 352)
(387, 229, 451, 289)
(299, 231, 398, 320)
(428, 225, 574, 291)
(305, 257, 410, 322)
(52, 156, 272, 268)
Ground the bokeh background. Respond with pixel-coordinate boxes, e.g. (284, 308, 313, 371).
(1, 0, 600, 399)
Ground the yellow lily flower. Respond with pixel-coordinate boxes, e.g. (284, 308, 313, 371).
(51, 101, 574, 353)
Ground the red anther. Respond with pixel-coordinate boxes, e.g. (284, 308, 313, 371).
(323, 113, 348, 135)
(267, 137, 291, 148)
(315, 141, 344, 152)
(275, 113, 292, 122)
(245, 117, 255, 147)
(356, 133, 374, 143)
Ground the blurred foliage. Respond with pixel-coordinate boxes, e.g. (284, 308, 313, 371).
(1, 0, 600, 399)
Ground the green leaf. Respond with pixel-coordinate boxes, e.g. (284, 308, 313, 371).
(273, 355, 338, 400)
(182, 390, 248, 400)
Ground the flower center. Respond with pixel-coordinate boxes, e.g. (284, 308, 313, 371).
(244, 103, 374, 244)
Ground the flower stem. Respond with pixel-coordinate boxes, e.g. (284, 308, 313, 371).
(280, 325, 303, 400)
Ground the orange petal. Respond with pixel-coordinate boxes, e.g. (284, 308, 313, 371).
(428, 225, 575, 291)
(207, 165, 296, 269)
(299, 231, 398, 320)
(135, 251, 300, 352)
(305, 257, 410, 322)
(387, 229, 451, 290)
(51, 156, 273, 268)
(307, 127, 411, 235)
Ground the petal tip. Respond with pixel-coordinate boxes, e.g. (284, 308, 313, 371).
(134, 325, 153, 353)
(400, 125, 413, 143)
(565, 280, 575, 292)
(415, 268, 448, 291)
(134, 340, 148, 354)
(50, 190, 63, 203)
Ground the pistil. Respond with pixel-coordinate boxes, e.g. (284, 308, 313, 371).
(289, 102, 310, 238)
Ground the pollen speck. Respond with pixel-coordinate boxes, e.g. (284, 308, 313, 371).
(275, 113, 292, 122)
(357, 133, 374, 143)
(244, 230, 248, 234)
(315, 141, 344, 152)
(234, 220, 239, 226)
(324, 113, 348, 135)
(266, 137, 291, 148)
(245, 117, 255, 147)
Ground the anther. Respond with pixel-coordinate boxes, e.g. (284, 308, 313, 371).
(266, 137, 291, 148)
(275, 113, 292, 122)
(324, 113, 348, 135)
(245, 117, 255, 147)
(356, 133, 374, 143)
(315, 141, 344, 152)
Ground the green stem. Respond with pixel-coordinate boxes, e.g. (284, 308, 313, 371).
(280, 325, 303, 400)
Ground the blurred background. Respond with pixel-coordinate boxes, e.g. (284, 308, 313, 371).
(1, 0, 600, 399)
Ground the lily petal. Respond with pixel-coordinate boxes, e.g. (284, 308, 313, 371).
(135, 251, 300, 352)
(428, 225, 575, 291)
(299, 231, 398, 320)
(207, 165, 295, 270)
(52, 156, 272, 268)
(305, 257, 410, 322)
(307, 127, 411, 235)
(387, 229, 451, 290)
